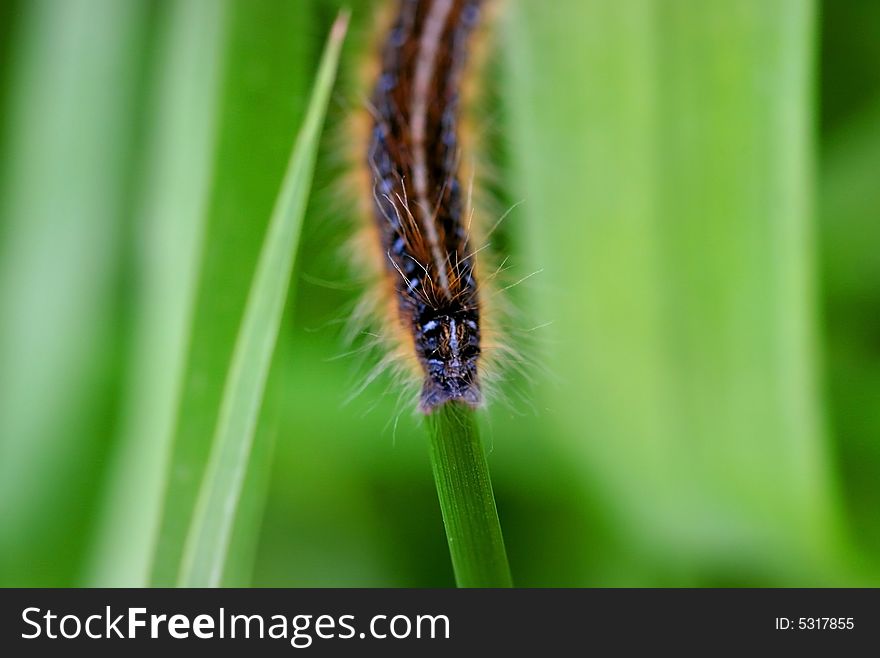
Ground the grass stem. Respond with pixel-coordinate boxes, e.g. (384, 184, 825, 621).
(427, 403, 512, 588)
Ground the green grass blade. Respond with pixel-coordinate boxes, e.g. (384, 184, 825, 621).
(85, 0, 228, 587)
(177, 13, 348, 587)
(427, 404, 512, 588)
(820, 98, 880, 558)
(0, 0, 148, 585)
(503, 0, 843, 582)
(149, 0, 319, 587)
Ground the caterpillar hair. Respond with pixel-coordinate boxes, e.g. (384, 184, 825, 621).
(350, 0, 514, 415)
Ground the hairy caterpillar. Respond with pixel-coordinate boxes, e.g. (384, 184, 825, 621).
(361, 0, 491, 414)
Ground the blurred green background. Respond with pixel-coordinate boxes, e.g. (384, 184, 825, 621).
(0, 0, 878, 587)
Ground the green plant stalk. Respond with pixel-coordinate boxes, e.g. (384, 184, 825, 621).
(149, 0, 318, 587)
(87, 0, 227, 588)
(503, 0, 840, 580)
(177, 12, 348, 587)
(427, 403, 512, 587)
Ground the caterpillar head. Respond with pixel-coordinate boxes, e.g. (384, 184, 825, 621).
(415, 310, 482, 413)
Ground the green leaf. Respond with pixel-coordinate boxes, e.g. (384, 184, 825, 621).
(502, 0, 845, 582)
(149, 0, 319, 586)
(0, 0, 150, 586)
(177, 12, 348, 587)
(85, 0, 228, 587)
(819, 97, 880, 556)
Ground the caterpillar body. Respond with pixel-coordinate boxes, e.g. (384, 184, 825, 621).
(363, 0, 489, 413)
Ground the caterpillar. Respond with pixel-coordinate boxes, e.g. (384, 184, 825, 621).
(363, 0, 488, 414)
